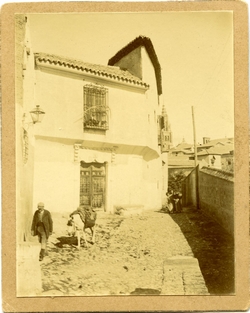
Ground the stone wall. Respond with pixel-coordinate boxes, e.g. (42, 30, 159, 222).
(182, 166, 234, 235)
(199, 167, 234, 235)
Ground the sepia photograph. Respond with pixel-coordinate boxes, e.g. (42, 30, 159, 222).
(0, 0, 248, 310)
(15, 11, 235, 297)
(14, 10, 238, 298)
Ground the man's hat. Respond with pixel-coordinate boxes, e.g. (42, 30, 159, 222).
(37, 202, 44, 207)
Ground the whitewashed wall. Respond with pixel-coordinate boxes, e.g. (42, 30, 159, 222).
(31, 45, 164, 213)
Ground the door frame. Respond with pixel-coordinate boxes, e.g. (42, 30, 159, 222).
(79, 161, 107, 211)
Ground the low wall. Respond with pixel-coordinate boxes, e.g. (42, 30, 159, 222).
(199, 167, 234, 236)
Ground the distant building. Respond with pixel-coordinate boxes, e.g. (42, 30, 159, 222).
(168, 137, 234, 178)
(197, 137, 234, 151)
(169, 139, 193, 156)
(195, 150, 222, 169)
(190, 137, 234, 171)
(159, 105, 173, 152)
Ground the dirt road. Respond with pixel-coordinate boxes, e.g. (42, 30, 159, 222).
(40, 208, 234, 296)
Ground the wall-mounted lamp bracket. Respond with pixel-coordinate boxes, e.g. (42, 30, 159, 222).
(29, 105, 45, 124)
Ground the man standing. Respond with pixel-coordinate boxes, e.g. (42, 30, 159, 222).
(31, 202, 53, 261)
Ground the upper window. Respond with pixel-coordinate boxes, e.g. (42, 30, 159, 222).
(83, 84, 109, 130)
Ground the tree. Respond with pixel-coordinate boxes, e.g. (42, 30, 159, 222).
(168, 170, 187, 193)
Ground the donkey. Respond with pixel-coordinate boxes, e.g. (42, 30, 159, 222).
(68, 205, 97, 248)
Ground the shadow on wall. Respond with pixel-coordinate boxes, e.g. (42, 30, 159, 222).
(182, 166, 234, 236)
(163, 208, 234, 295)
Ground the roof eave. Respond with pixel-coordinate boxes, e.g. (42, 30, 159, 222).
(35, 57, 149, 91)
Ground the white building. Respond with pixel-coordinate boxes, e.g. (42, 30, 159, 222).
(16, 16, 171, 244)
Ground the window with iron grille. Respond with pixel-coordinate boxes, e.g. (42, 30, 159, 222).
(83, 84, 109, 130)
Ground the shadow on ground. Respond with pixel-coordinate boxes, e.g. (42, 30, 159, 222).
(54, 236, 96, 248)
(159, 207, 234, 295)
(130, 288, 161, 295)
(54, 236, 78, 248)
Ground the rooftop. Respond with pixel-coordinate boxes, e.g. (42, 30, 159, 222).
(108, 36, 162, 95)
(168, 157, 195, 167)
(200, 137, 234, 148)
(170, 143, 193, 153)
(35, 53, 149, 89)
(197, 144, 234, 156)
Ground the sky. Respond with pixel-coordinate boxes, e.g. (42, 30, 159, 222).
(28, 12, 234, 146)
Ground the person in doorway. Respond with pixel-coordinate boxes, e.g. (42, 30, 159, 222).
(31, 202, 53, 261)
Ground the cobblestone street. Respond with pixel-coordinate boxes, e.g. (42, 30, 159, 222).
(40, 208, 234, 296)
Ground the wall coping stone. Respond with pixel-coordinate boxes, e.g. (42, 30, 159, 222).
(200, 166, 234, 182)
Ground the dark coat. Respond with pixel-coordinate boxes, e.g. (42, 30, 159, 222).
(173, 193, 182, 212)
(31, 209, 53, 239)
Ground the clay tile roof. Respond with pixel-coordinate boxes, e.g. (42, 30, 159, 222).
(207, 144, 234, 155)
(197, 149, 216, 156)
(108, 36, 162, 95)
(197, 143, 234, 156)
(34, 53, 149, 89)
(175, 142, 193, 150)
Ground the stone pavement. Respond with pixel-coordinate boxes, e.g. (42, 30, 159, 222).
(38, 208, 210, 296)
(162, 256, 209, 295)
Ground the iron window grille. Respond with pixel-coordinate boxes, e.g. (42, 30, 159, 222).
(83, 84, 109, 130)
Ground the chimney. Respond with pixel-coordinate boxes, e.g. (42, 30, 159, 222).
(203, 137, 210, 144)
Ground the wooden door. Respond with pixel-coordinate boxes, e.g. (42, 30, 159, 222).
(80, 162, 105, 209)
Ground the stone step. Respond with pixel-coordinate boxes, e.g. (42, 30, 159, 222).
(162, 256, 209, 295)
